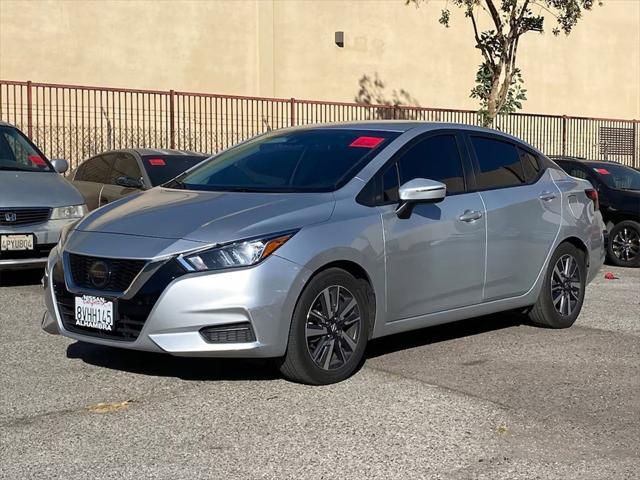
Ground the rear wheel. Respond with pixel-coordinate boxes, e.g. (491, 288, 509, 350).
(279, 268, 370, 385)
(529, 242, 587, 329)
(607, 220, 640, 267)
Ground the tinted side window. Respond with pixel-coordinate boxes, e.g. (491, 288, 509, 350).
(382, 163, 400, 202)
(397, 135, 465, 194)
(519, 148, 541, 183)
(109, 153, 142, 184)
(77, 155, 111, 183)
(73, 163, 85, 180)
(566, 165, 588, 179)
(471, 137, 524, 189)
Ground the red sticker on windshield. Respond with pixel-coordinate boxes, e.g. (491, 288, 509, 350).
(28, 155, 46, 166)
(148, 158, 166, 166)
(594, 168, 610, 175)
(349, 136, 384, 148)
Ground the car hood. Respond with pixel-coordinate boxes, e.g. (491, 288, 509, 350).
(76, 187, 336, 245)
(0, 171, 84, 208)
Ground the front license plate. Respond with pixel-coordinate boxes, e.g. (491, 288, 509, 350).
(74, 295, 114, 331)
(1, 234, 34, 251)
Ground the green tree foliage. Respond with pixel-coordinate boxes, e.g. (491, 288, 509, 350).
(407, 0, 600, 125)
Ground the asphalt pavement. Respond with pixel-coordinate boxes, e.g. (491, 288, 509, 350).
(0, 266, 638, 479)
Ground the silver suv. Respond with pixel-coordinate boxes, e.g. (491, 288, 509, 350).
(42, 123, 605, 384)
(0, 122, 86, 271)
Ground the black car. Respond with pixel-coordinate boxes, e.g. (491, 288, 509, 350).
(552, 156, 640, 267)
(70, 148, 209, 211)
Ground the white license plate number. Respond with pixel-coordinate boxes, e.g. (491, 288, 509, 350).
(1, 234, 34, 251)
(74, 295, 114, 331)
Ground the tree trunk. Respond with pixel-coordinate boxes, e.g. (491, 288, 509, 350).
(486, 72, 501, 126)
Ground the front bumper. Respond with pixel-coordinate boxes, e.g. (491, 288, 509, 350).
(0, 219, 75, 270)
(42, 247, 310, 358)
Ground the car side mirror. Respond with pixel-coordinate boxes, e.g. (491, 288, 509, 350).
(50, 158, 69, 174)
(116, 175, 144, 189)
(396, 178, 447, 219)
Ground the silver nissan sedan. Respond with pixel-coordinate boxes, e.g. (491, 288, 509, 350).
(42, 122, 606, 384)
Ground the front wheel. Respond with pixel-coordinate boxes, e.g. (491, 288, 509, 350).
(607, 220, 640, 267)
(529, 242, 587, 329)
(279, 268, 370, 385)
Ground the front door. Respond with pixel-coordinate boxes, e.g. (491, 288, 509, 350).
(380, 133, 486, 321)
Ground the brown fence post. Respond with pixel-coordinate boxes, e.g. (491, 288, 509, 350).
(26, 81, 33, 139)
(561, 115, 568, 156)
(169, 89, 176, 149)
(290, 98, 296, 126)
(633, 120, 638, 168)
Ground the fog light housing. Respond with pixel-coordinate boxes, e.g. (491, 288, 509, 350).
(199, 323, 256, 343)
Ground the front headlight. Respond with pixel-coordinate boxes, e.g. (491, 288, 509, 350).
(180, 231, 297, 272)
(50, 204, 88, 220)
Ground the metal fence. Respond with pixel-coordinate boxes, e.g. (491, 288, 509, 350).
(1, 79, 638, 170)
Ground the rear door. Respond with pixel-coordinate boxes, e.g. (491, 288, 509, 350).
(380, 132, 486, 320)
(71, 155, 111, 210)
(99, 152, 145, 206)
(467, 134, 561, 301)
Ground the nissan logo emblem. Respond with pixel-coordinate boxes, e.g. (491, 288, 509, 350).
(88, 260, 111, 289)
(4, 212, 17, 222)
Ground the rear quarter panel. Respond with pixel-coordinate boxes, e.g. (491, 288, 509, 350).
(550, 168, 605, 283)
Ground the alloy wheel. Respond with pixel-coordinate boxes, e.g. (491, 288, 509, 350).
(305, 285, 362, 371)
(550, 254, 582, 317)
(612, 227, 640, 262)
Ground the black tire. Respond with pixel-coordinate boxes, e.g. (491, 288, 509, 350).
(279, 268, 371, 385)
(529, 242, 587, 329)
(607, 220, 640, 268)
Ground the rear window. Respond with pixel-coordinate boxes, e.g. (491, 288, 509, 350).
(592, 163, 640, 190)
(144, 155, 208, 186)
(167, 129, 400, 192)
(0, 126, 52, 172)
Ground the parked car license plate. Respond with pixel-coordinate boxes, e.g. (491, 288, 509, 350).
(0, 234, 35, 251)
(74, 295, 114, 331)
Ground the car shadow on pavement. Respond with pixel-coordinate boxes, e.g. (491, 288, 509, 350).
(0, 268, 43, 287)
(66, 312, 525, 382)
(66, 342, 280, 382)
(366, 312, 524, 359)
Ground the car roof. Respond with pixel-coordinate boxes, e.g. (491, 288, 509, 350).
(550, 156, 628, 168)
(292, 120, 515, 135)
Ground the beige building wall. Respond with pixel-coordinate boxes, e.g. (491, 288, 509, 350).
(1, 0, 639, 119)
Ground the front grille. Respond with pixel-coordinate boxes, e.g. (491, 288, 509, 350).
(0, 243, 56, 260)
(200, 323, 256, 344)
(68, 253, 146, 293)
(53, 259, 186, 341)
(0, 208, 51, 226)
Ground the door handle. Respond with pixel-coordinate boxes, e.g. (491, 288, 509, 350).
(539, 191, 557, 201)
(458, 210, 483, 222)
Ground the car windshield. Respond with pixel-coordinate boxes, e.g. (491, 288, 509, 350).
(165, 129, 400, 192)
(592, 163, 640, 190)
(0, 126, 53, 172)
(143, 154, 208, 186)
